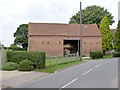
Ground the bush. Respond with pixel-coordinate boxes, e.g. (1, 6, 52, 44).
(82, 54, 86, 57)
(64, 47, 73, 51)
(112, 52, 120, 57)
(90, 50, 103, 59)
(1, 62, 18, 71)
(18, 60, 34, 71)
(7, 51, 45, 69)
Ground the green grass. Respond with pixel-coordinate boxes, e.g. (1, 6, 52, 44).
(35, 54, 113, 73)
(102, 54, 112, 59)
(83, 54, 113, 60)
(34, 60, 83, 73)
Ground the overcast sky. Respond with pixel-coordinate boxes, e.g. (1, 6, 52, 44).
(0, 0, 119, 47)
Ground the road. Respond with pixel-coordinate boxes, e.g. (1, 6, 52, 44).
(19, 58, 118, 88)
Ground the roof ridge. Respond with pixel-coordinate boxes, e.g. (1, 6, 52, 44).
(29, 22, 68, 25)
(29, 22, 97, 25)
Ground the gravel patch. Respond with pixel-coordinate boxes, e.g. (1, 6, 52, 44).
(1, 70, 50, 88)
(2, 70, 31, 80)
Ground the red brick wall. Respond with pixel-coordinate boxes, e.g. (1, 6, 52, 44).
(28, 35, 63, 56)
(82, 37, 102, 56)
(28, 35, 102, 57)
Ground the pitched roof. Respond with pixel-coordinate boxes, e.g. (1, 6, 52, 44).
(29, 23, 102, 37)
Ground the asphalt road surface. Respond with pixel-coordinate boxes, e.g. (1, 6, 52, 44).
(19, 58, 118, 88)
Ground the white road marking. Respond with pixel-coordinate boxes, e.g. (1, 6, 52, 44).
(82, 69, 93, 75)
(61, 78, 78, 88)
(95, 64, 101, 68)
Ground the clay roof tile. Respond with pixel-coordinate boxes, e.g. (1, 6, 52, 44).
(28, 23, 102, 37)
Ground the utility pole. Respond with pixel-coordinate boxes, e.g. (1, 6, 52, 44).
(77, 2, 82, 61)
(80, 2, 82, 61)
(78, 21, 80, 60)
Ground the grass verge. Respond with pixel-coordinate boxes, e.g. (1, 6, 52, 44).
(34, 54, 114, 73)
(86, 54, 113, 60)
(102, 54, 112, 59)
(34, 60, 83, 73)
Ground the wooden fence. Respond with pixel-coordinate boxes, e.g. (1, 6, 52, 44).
(46, 53, 79, 67)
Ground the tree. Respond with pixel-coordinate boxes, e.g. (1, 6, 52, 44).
(69, 5, 114, 28)
(14, 24, 28, 50)
(8, 44, 23, 51)
(99, 16, 112, 54)
(113, 20, 120, 52)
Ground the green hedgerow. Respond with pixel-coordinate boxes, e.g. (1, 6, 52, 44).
(7, 51, 46, 69)
(90, 50, 103, 59)
(18, 60, 34, 71)
(112, 52, 120, 57)
(2, 62, 18, 71)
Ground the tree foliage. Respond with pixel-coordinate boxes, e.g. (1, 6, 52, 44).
(8, 44, 23, 51)
(69, 5, 114, 28)
(14, 24, 28, 50)
(99, 16, 112, 53)
(113, 20, 120, 52)
(0, 43, 6, 49)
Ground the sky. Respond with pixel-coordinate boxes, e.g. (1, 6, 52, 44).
(0, 0, 119, 47)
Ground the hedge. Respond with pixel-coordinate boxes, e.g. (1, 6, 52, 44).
(112, 52, 120, 57)
(7, 51, 46, 69)
(90, 50, 103, 59)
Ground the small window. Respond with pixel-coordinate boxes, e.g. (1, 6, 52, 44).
(96, 42, 98, 44)
(84, 50, 86, 52)
(47, 42, 49, 44)
(90, 42, 92, 44)
(42, 42, 44, 44)
(84, 42, 86, 44)
(59, 42, 61, 44)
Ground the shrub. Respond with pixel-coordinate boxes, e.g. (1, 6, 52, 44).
(64, 47, 73, 51)
(82, 54, 86, 57)
(112, 52, 120, 57)
(18, 60, 34, 71)
(90, 50, 103, 59)
(7, 51, 45, 69)
(1, 62, 18, 71)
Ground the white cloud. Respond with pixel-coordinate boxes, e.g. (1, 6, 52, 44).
(0, 0, 119, 46)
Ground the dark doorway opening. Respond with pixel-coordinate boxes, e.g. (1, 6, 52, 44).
(63, 39, 80, 56)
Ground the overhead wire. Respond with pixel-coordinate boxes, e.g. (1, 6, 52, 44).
(47, 0, 71, 16)
(47, 0, 118, 27)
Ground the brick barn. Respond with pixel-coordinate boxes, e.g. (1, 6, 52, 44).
(28, 23, 102, 57)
